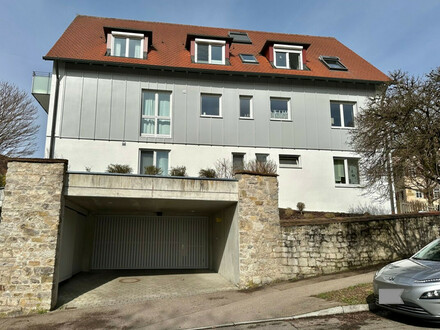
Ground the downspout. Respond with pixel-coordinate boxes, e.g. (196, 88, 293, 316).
(49, 60, 60, 159)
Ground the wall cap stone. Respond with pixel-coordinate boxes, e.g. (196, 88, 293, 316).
(235, 171, 278, 177)
(7, 158, 68, 164)
(281, 212, 440, 227)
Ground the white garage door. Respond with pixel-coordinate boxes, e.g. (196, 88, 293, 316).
(91, 216, 210, 269)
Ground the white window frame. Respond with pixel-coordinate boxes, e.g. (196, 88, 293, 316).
(111, 31, 144, 59)
(273, 44, 303, 70)
(139, 149, 170, 175)
(200, 93, 222, 118)
(279, 155, 301, 168)
(195, 38, 226, 65)
(270, 97, 291, 121)
(239, 95, 253, 119)
(141, 90, 172, 138)
(334, 157, 361, 187)
(330, 101, 356, 129)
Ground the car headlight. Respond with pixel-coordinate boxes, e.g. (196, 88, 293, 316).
(415, 278, 440, 283)
(420, 290, 440, 299)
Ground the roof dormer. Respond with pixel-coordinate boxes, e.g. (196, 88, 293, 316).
(262, 41, 310, 70)
(104, 27, 152, 59)
(186, 34, 232, 65)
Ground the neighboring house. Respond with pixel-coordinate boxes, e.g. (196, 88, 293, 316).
(396, 187, 440, 213)
(34, 15, 390, 212)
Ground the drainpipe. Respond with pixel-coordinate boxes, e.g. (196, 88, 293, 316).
(49, 60, 60, 159)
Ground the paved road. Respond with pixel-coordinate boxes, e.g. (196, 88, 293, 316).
(225, 310, 440, 329)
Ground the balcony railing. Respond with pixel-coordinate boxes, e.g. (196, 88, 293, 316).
(32, 71, 51, 112)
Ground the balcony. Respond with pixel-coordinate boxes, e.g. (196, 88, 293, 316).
(32, 71, 51, 112)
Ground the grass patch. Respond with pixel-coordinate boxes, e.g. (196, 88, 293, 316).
(314, 283, 374, 305)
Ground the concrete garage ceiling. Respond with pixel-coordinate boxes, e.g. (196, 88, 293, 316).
(66, 196, 236, 214)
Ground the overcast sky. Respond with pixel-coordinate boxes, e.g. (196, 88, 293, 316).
(1, 0, 439, 157)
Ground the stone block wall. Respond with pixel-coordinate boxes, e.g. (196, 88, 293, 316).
(278, 215, 440, 279)
(236, 173, 285, 287)
(0, 159, 67, 315)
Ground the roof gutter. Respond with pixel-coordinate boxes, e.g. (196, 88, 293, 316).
(42, 56, 389, 85)
(49, 60, 60, 159)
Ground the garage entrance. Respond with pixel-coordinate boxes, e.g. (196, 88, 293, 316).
(91, 215, 210, 270)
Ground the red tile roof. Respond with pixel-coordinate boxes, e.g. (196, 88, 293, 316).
(45, 16, 388, 83)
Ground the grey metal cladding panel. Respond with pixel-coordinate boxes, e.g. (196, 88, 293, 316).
(238, 120, 255, 146)
(125, 80, 141, 142)
(110, 77, 126, 140)
(79, 73, 98, 139)
(198, 118, 212, 144)
(95, 72, 112, 140)
(222, 88, 238, 146)
(292, 95, 307, 149)
(60, 75, 82, 138)
(252, 94, 268, 147)
(269, 121, 282, 147)
(186, 85, 200, 144)
(303, 93, 319, 148)
(211, 118, 224, 146)
(314, 93, 332, 149)
(330, 129, 343, 150)
(172, 85, 188, 143)
(281, 121, 294, 148)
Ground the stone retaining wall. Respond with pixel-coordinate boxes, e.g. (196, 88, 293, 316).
(0, 159, 66, 315)
(277, 214, 440, 279)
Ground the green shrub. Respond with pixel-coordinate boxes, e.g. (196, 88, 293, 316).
(0, 174, 5, 187)
(106, 164, 132, 174)
(170, 166, 187, 177)
(144, 165, 163, 175)
(297, 202, 305, 214)
(199, 168, 217, 178)
(244, 159, 277, 175)
(284, 207, 294, 217)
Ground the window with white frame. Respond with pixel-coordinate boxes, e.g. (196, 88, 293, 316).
(270, 97, 290, 120)
(233, 153, 245, 171)
(111, 31, 144, 59)
(141, 91, 171, 136)
(201, 94, 221, 117)
(239, 96, 252, 119)
(333, 158, 360, 185)
(279, 155, 300, 168)
(195, 38, 226, 65)
(331, 102, 355, 128)
(434, 188, 440, 199)
(273, 44, 303, 70)
(140, 150, 169, 175)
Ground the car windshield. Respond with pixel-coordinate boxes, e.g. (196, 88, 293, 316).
(413, 240, 440, 261)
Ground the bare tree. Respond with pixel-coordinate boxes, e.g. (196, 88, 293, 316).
(350, 68, 440, 207)
(0, 82, 39, 157)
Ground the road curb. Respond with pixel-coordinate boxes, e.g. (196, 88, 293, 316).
(188, 303, 377, 329)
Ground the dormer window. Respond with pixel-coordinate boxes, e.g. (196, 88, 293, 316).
(273, 44, 303, 70)
(110, 31, 144, 59)
(320, 56, 348, 71)
(195, 38, 226, 65)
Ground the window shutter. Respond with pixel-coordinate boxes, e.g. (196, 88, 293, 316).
(302, 49, 307, 64)
(143, 37, 149, 59)
(106, 33, 112, 56)
(289, 53, 299, 70)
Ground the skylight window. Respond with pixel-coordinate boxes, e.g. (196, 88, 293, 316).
(239, 54, 258, 64)
(320, 56, 348, 71)
(228, 31, 252, 44)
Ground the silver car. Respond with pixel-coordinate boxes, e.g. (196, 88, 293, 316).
(374, 238, 440, 320)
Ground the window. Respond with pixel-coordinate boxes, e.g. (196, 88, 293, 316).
(256, 154, 268, 163)
(201, 94, 221, 117)
(228, 31, 252, 44)
(434, 188, 440, 199)
(330, 102, 355, 128)
(279, 155, 300, 168)
(233, 153, 245, 171)
(320, 56, 347, 71)
(195, 38, 225, 65)
(273, 44, 303, 70)
(239, 54, 258, 64)
(334, 158, 360, 185)
(140, 150, 169, 175)
(111, 31, 144, 59)
(270, 98, 290, 120)
(141, 91, 171, 136)
(416, 191, 424, 198)
(239, 96, 252, 119)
